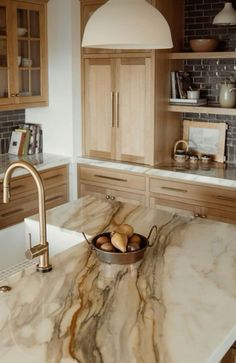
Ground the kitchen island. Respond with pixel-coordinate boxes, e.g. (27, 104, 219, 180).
(0, 195, 236, 363)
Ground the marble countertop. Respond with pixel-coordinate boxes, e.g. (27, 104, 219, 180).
(0, 153, 71, 180)
(1, 195, 236, 363)
(77, 156, 236, 188)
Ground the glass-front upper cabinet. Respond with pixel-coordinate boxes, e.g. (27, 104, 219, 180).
(0, 0, 48, 109)
(0, 0, 10, 105)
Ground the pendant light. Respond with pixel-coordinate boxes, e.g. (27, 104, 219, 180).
(213, 2, 236, 25)
(82, 0, 173, 49)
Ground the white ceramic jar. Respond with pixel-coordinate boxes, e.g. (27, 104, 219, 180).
(219, 80, 236, 108)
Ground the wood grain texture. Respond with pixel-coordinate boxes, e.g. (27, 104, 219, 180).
(0, 165, 69, 228)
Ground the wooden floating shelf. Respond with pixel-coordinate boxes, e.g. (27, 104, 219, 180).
(18, 37, 40, 41)
(168, 104, 236, 116)
(168, 51, 236, 60)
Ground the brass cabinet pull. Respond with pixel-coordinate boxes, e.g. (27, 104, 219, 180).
(105, 195, 110, 199)
(94, 174, 127, 182)
(11, 185, 24, 191)
(110, 195, 116, 200)
(46, 195, 63, 203)
(115, 92, 119, 128)
(10, 93, 16, 97)
(44, 174, 63, 181)
(111, 92, 115, 128)
(216, 195, 236, 203)
(1, 208, 24, 217)
(161, 186, 188, 193)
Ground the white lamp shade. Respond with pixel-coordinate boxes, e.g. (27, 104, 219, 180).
(82, 0, 173, 49)
(213, 2, 236, 25)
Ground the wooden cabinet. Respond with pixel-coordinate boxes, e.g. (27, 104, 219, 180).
(81, 0, 182, 166)
(149, 176, 236, 224)
(78, 165, 147, 205)
(84, 56, 154, 164)
(0, 165, 69, 228)
(221, 344, 236, 363)
(0, 0, 48, 110)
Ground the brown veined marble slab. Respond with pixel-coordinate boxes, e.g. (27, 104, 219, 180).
(1, 195, 236, 363)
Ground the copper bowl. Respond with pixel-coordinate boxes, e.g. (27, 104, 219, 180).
(83, 226, 157, 265)
(190, 38, 219, 52)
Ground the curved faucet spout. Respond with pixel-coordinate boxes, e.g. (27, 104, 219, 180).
(3, 160, 52, 273)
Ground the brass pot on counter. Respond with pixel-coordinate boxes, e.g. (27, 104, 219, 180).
(83, 226, 157, 265)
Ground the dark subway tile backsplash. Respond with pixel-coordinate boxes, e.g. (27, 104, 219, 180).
(183, 113, 236, 163)
(0, 110, 25, 154)
(183, 0, 236, 163)
(184, 0, 236, 51)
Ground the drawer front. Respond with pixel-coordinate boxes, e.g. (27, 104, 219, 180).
(0, 183, 68, 229)
(45, 184, 69, 209)
(149, 178, 236, 209)
(79, 166, 146, 191)
(0, 193, 38, 228)
(41, 165, 69, 188)
(0, 174, 35, 200)
(150, 196, 199, 216)
(79, 182, 146, 206)
(0, 165, 69, 201)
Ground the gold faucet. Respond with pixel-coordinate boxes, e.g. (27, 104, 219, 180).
(3, 160, 52, 273)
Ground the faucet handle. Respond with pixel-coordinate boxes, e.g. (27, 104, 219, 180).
(28, 233, 32, 250)
(25, 236, 48, 260)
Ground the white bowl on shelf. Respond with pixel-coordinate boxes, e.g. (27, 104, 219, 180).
(17, 27, 27, 36)
(22, 58, 32, 67)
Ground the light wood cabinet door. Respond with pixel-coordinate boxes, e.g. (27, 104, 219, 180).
(0, 0, 48, 110)
(84, 58, 115, 159)
(115, 57, 154, 164)
(83, 55, 154, 164)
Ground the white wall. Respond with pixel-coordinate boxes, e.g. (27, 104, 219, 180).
(26, 0, 81, 198)
(26, 0, 81, 157)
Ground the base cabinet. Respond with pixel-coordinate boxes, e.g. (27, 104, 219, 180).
(78, 165, 147, 206)
(221, 345, 236, 363)
(0, 165, 69, 229)
(78, 163, 236, 225)
(149, 177, 236, 224)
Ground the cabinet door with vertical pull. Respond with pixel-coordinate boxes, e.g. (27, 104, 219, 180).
(84, 58, 115, 160)
(115, 57, 154, 165)
(83, 55, 154, 165)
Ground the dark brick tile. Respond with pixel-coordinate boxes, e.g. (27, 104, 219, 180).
(0, 109, 25, 154)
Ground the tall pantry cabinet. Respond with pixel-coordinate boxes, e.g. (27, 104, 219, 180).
(80, 0, 183, 166)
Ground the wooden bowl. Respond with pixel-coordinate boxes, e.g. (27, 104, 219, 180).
(190, 38, 219, 52)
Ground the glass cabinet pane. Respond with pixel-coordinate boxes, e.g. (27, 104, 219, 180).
(0, 6, 6, 35)
(31, 40, 40, 67)
(0, 68, 8, 97)
(0, 5, 8, 98)
(31, 70, 40, 96)
(29, 11, 39, 38)
(17, 9, 28, 37)
(17, 7, 41, 97)
(0, 38, 7, 66)
(19, 69, 29, 96)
